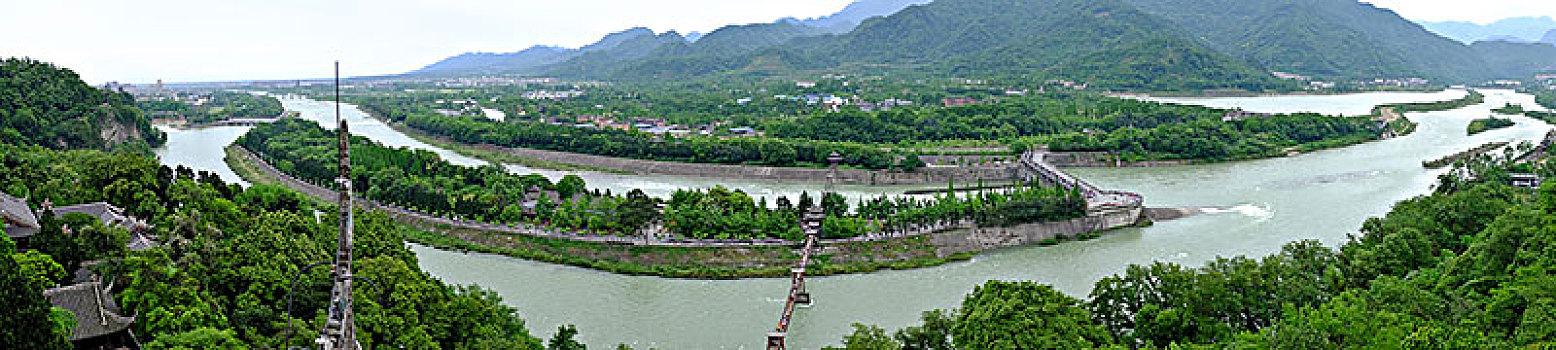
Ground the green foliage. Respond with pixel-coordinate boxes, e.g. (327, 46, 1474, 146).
(0, 57, 165, 149)
(548, 325, 586, 350)
(369, 99, 899, 169)
(5, 145, 546, 348)
(137, 91, 285, 124)
(837, 324, 903, 350)
(143, 327, 246, 350)
(48, 307, 76, 342)
(954, 281, 1113, 349)
(771, 92, 1385, 161)
(13, 250, 67, 290)
(1467, 117, 1515, 135)
(0, 235, 72, 350)
(852, 160, 1556, 348)
(1492, 103, 1526, 115)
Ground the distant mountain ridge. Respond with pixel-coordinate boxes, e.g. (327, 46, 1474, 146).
(1420, 17, 1556, 44)
(412, 27, 661, 76)
(786, 0, 934, 33)
(413, 0, 929, 77)
(409, 0, 1556, 87)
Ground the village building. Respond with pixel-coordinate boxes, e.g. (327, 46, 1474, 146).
(1511, 173, 1543, 188)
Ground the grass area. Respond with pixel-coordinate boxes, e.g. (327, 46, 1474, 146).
(401, 223, 973, 279)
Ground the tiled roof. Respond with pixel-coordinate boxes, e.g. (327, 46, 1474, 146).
(1, 192, 40, 239)
(43, 282, 135, 341)
(53, 202, 149, 232)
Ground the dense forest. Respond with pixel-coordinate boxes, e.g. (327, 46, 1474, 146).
(238, 119, 1084, 240)
(832, 152, 1556, 348)
(137, 91, 285, 124)
(771, 92, 1394, 161)
(0, 58, 164, 150)
(0, 145, 560, 349)
(0, 59, 590, 349)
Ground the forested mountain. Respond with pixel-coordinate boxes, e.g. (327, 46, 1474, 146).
(1470, 41, 1556, 79)
(0, 58, 164, 150)
(787, 0, 933, 33)
(682, 21, 826, 56)
(1121, 0, 1489, 81)
(1420, 16, 1556, 44)
(613, 0, 1286, 91)
(410, 0, 1554, 87)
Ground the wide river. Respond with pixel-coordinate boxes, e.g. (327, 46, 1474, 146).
(153, 89, 1549, 348)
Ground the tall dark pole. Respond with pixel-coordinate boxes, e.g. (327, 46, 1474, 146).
(318, 61, 359, 350)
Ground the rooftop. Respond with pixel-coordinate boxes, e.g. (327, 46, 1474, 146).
(44, 281, 136, 341)
(1, 192, 40, 239)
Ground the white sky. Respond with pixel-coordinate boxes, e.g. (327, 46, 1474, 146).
(1, 0, 1551, 84)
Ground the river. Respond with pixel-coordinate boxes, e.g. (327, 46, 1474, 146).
(153, 89, 1549, 348)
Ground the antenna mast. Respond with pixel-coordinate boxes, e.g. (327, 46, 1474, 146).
(317, 61, 360, 350)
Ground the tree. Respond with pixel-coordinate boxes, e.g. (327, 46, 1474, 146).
(548, 325, 586, 350)
(556, 175, 588, 200)
(0, 235, 72, 350)
(837, 324, 902, 350)
(13, 250, 66, 290)
(898, 154, 926, 172)
(143, 327, 247, 350)
(616, 189, 660, 234)
(952, 281, 1113, 349)
(894, 310, 955, 350)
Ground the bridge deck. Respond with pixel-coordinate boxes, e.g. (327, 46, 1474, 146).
(1021, 151, 1143, 211)
(768, 210, 822, 350)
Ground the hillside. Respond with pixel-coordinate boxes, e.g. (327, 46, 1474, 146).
(0, 58, 164, 150)
(411, 27, 660, 76)
(407, 0, 1556, 87)
(1471, 41, 1556, 79)
(413, 46, 572, 76)
(616, 0, 1288, 91)
(1121, 0, 1489, 81)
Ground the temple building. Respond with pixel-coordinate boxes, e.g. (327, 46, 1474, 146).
(44, 281, 140, 349)
(2, 192, 42, 245)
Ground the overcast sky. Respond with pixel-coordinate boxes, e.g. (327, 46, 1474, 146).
(1, 0, 1552, 84)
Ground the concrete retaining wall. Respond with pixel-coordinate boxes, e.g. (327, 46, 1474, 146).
(929, 207, 1144, 255)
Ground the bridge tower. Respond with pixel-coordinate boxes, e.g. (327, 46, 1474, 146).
(316, 61, 361, 350)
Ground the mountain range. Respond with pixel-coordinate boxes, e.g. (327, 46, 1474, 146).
(1419, 17, 1556, 44)
(410, 0, 1556, 89)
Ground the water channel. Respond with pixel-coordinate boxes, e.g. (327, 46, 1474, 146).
(153, 89, 1550, 348)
